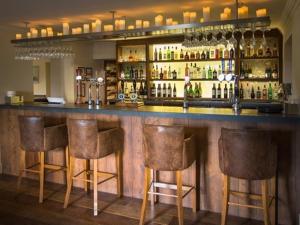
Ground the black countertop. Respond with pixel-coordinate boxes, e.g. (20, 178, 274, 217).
(0, 103, 299, 123)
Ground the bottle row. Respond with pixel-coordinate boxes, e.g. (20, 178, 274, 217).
(240, 42, 278, 58)
(239, 83, 283, 100)
(153, 46, 235, 61)
(240, 62, 279, 80)
(151, 62, 234, 80)
(119, 80, 148, 98)
(120, 65, 147, 80)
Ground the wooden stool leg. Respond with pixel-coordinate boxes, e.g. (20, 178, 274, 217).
(139, 167, 151, 225)
(192, 161, 197, 213)
(150, 169, 157, 206)
(115, 151, 122, 197)
(65, 146, 69, 185)
(17, 149, 25, 191)
(39, 152, 45, 203)
(93, 159, 98, 216)
(176, 170, 184, 225)
(270, 177, 276, 225)
(221, 175, 230, 225)
(84, 159, 90, 192)
(64, 156, 74, 208)
(262, 180, 270, 225)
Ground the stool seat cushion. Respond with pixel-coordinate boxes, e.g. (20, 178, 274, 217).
(218, 128, 277, 180)
(143, 125, 196, 171)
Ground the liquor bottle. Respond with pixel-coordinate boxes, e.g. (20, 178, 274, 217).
(218, 65, 222, 77)
(240, 84, 244, 99)
(139, 66, 144, 78)
(206, 50, 210, 59)
(265, 67, 272, 79)
(151, 83, 156, 97)
(159, 48, 162, 61)
(217, 83, 221, 99)
(265, 48, 272, 57)
(219, 47, 224, 59)
(159, 67, 163, 80)
(278, 84, 284, 101)
(185, 63, 189, 77)
(197, 66, 201, 79)
(171, 47, 175, 60)
(224, 84, 228, 99)
(180, 49, 184, 59)
(154, 48, 158, 61)
(201, 51, 206, 60)
(268, 83, 273, 100)
(194, 83, 199, 98)
(174, 47, 178, 60)
(224, 48, 229, 59)
(163, 46, 167, 60)
(213, 67, 218, 79)
(172, 70, 177, 79)
(133, 79, 137, 91)
(167, 46, 171, 60)
(230, 48, 235, 59)
(139, 81, 144, 97)
(128, 50, 133, 61)
(273, 44, 278, 57)
(189, 63, 193, 79)
(167, 83, 172, 97)
(196, 50, 200, 60)
(144, 81, 148, 98)
(134, 67, 139, 79)
(199, 82, 202, 98)
(258, 45, 264, 57)
(208, 66, 213, 79)
(190, 50, 195, 60)
(272, 64, 279, 79)
(240, 62, 245, 79)
(168, 66, 172, 79)
(130, 85, 134, 95)
(256, 86, 261, 99)
(210, 48, 215, 59)
(246, 43, 251, 57)
(130, 66, 134, 78)
(157, 84, 162, 97)
(163, 66, 167, 79)
(124, 83, 129, 97)
(245, 83, 251, 99)
(251, 86, 255, 99)
(173, 84, 177, 97)
(178, 67, 182, 78)
(151, 65, 155, 79)
(229, 83, 233, 99)
(240, 48, 245, 58)
(273, 83, 278, 100)
(262, 85, 267, 100)
(184, 51, 189, 60)
(125, 66, 130, 78)
(202, 66, 207, 79)
(155, 65, 159, 79)
(162, 83, 167, 97)
(215, 48, 219, 59)
(188, 84, 194, 98)
(212, 83, 216, 99)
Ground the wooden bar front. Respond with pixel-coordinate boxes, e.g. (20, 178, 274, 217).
(0, 108, 299, 225)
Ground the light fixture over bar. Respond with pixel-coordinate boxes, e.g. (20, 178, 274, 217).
(11, 16, 271, 46)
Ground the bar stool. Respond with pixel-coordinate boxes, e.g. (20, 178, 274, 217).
(139, 124, 196, 225)
(18, 116, 68, 203)
(219, 128, 277, 225)
(63, 119, 123, 216)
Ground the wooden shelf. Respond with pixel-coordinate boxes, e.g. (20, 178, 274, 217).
(150, 78, 228, 81)
(149, 58, 235, 63)
(240, 78, 279, 82)
(240, 56, 279, 60)
(117, 61, 146, 64)
(118, 78, 147, 82)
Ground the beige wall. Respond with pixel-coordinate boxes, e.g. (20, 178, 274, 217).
(0, 26, 33, 103)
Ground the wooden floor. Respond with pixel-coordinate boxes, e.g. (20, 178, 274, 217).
(0, 174, 264, 225)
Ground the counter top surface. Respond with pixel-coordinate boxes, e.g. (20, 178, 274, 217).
(0, 103, 299, 123)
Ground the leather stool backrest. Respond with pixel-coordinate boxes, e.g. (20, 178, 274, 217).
(219, 128, 277, 180)
(68, 119, 98, 159)
(143, 124, 186, 171)
(19, 116, 44, 152)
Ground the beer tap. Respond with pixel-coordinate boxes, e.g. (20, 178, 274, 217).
(87, 77, 105, 107)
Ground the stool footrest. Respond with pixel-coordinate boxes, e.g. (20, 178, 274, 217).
(148, 181, 194, 199)
(228, 201, 263, 209)
(72, 169, 117, 185)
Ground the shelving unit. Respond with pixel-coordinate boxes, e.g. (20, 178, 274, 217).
(104, 60, 117, 104)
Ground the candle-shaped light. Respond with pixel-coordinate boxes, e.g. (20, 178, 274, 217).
(203, 7, 210, 22)
(155, 15, 163, 26)
(200, 18, 204, 23)
(62, 22, 69, 35)
(136, 20, 142, 29)
(41, 29, 47, 37)
(172, 21, 178, 25)
(31, 28, 38, 38)
(57, 32, 63, 36)
(46, 27, 52, 33)
(128, 25, 135, 30)
(183, 11, 190, 24)
(256, 8, 267, 17)
(143, 20, 150, 28)
(114, 19, 120, 30)
(166, 18, 173, 26)
(242, 6, 249, 18)
(83, 24, 90, 33)
(189, 12, 197, 23)
(104, 25, 113, 32)
(91, 22, 96, 32)
(119, 19, 125, 30)
(16, 34, 22, 39)
(95, 19, 101, 32)
(220, 13, 228, 21)
(72, 28, 77, 34)
(224, 7, 232, 19)
(27, 32, 31, 38)
(76, 27, 82, 34)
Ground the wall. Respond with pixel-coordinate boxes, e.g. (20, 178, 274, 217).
(0, 26, 33, 103)
(33, 60, 50, 96)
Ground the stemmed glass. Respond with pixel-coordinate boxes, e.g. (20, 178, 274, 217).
(239, 28, 246, 50)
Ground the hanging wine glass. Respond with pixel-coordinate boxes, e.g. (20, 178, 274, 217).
(218, 29, 228, 48)
(210, 31, 219, 46)
(228, 28, 237, 48)
(239, 28, 246, 50)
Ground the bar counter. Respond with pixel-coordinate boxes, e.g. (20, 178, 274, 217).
(0, 103, 299, 224)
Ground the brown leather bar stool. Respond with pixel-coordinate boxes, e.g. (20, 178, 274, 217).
(63, 119, 123, 216)
(139, 124, 196, 225)
(219, 128, 277, 225)
(18, 116, 68, 203)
